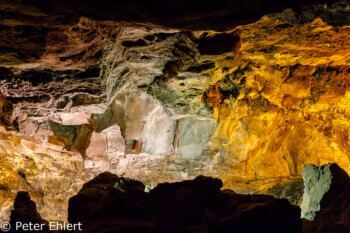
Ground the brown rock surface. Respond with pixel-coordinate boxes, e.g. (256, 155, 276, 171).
(0, 91, 13, 128)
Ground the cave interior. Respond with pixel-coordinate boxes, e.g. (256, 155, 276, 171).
(0, 0, 350, 232)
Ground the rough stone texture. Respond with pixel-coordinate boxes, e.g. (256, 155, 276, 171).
(111, 90, 159, 141)
(301, 163, 350, 233)
(0, 91, 13, 128)
(68, 173, 302, 233)
(97, 15, 350, 195)
(198, 30, 241, 55)
(0, 6, 118, 66)
(200, 16, 350, 192)
(301, 164, 334, 220)
(49, 118, 93, 156)
(267, 178, 304, 205)
(0, 0, 346, 39)
(103, 28, 215, 115)
(0, 0, 349, 227)
(0, 66, 105, 136)
(85, 124, 125, 161)
(0, 122, 102, 223)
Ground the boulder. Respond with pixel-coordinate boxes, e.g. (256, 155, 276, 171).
(85, 132, 107, 160)
(110, 91, 158, 141)
(267, 178, 304, 205)
(103, 125, 125, 155)
(301, 163, 350, 233)
(49, 108, 119, 157)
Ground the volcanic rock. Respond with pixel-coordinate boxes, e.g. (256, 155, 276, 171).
(301, 163, 350, 233)
(0, 0, 349, 226)
(0, 92, 13, 128)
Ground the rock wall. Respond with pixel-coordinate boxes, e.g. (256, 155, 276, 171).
(0, 2, 349, 226)
(202, 16, 350, 192)
(96, 14, 350, 194)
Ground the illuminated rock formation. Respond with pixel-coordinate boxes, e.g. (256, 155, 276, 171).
(202, 16, 350, 192)
(96, 15, 350, 195)
(0, 0, 349, 229)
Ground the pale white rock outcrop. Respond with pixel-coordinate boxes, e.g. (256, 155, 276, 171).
(300, 164, 332, 220)
(142, 106, 176, 155)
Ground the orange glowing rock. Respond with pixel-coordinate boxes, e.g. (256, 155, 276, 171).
(202, 17, 350, 194)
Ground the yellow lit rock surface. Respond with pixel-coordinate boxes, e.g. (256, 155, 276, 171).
(203, 16, 350, 192)
(0, 125, 96, 223)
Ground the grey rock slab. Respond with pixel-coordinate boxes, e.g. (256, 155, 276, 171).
(173, 115, 216, 159)
(142, 106, 176, 155)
